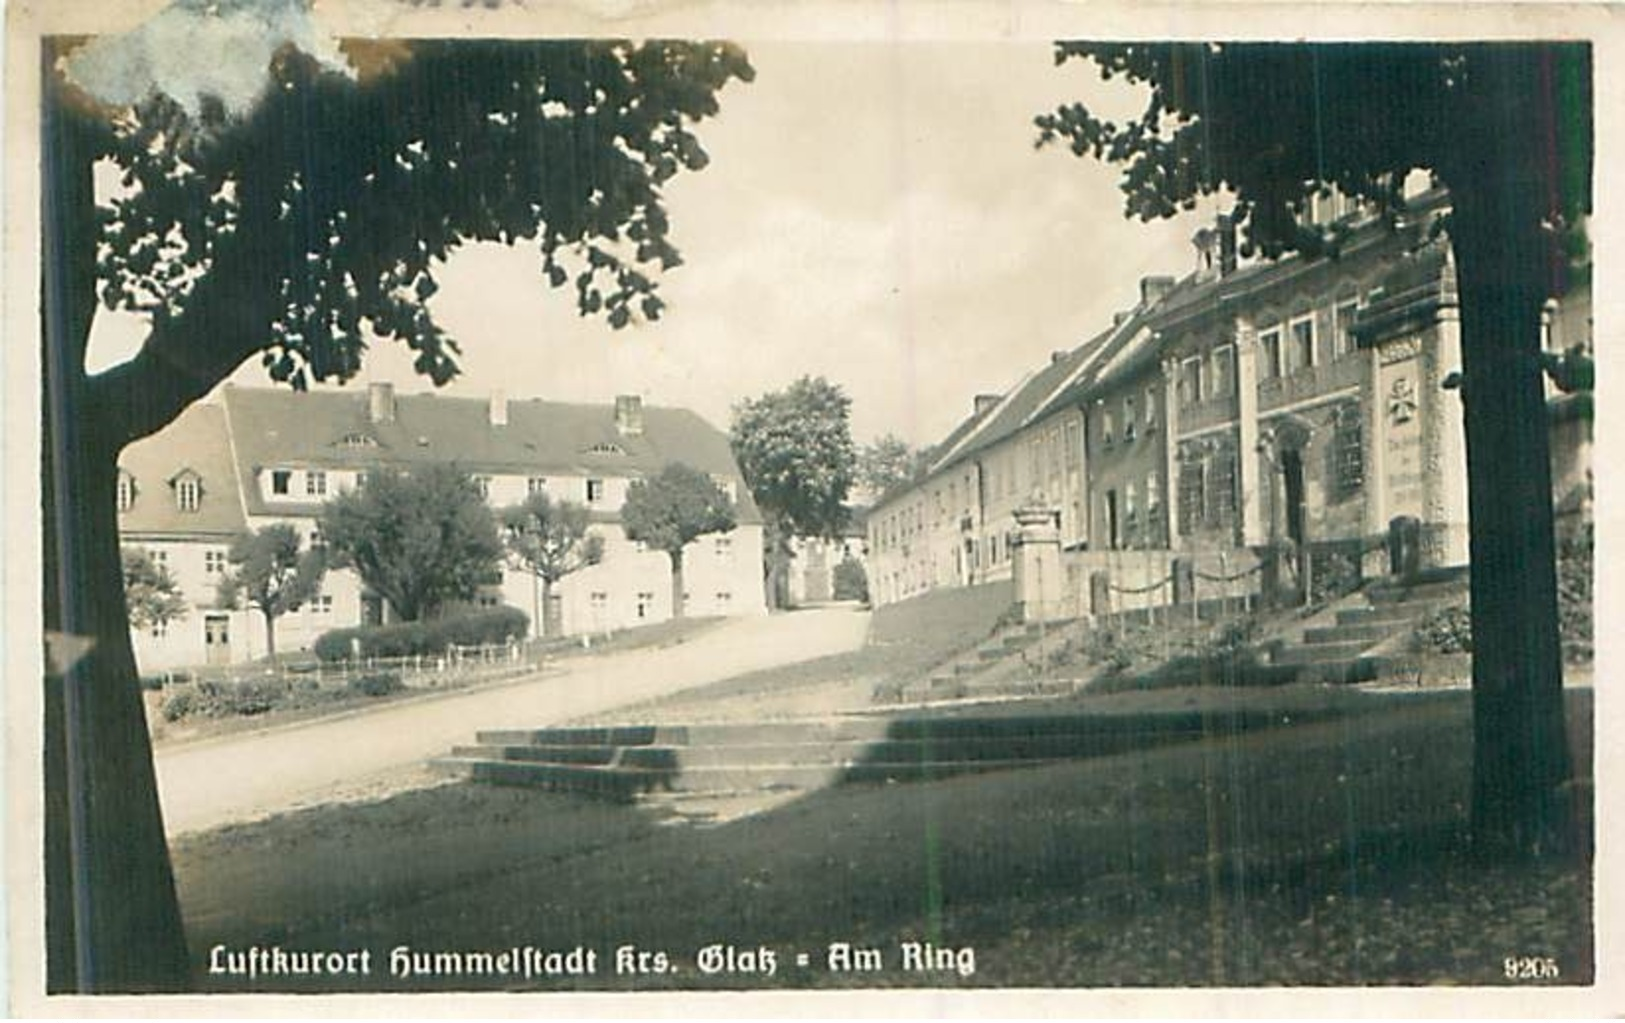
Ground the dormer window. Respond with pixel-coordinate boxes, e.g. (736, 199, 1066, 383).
(306, 470, 328, 497)
(270, 469, 292, 496)
(175, 474, 201, 513)
(339, 432, 377, 448)
(116, 471, 136, 513)
(586, 442, 625, 456)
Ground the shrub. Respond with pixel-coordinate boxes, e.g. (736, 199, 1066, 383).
(1308, 549, 1362, 607)
(832, 556, 869, 603)
(347, 672, 405, 698)
(1414, 604, 1473, 654)
(314, 606, 529, 662)
(160, 688, 195, 722)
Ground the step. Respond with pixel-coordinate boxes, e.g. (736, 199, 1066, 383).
(1335, 604, 1436, 627)
(476, 720, 891, 748)
(1365, 580, 1470, 605)
(1302, 622, 1393, 646)
(1273, 640, 1377, 666)
(1284, 656, 1392, 686)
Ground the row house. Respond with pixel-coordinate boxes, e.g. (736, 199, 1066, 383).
(870, 188, 1591, 610)
(118, 383, 766, 670)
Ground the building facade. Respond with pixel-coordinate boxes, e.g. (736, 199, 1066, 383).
(869, 190, 1591, 612)
(119, 384, 767, 671)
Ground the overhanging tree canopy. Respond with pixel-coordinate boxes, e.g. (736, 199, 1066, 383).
(1036, 42, 1591, 857)
(43, 27, 751, 992)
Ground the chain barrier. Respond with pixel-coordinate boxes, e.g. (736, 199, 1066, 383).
(1106, 572, 1175, 595)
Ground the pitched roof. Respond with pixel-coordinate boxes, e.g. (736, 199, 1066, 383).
(117, 402, 247, 539)
(220, 386, 761, 523)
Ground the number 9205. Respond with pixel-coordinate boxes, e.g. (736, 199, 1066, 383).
(1504, 956, 1560, 981)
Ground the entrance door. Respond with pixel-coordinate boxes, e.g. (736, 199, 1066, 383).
(1282, 449, 1306, 550)
(203, 614, 231, 666)
(1105, 489, 1120, 550)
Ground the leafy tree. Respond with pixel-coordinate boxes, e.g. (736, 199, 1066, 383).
(41, 22, 749, 988)
(1037, 42, 1591, 856)
(621, 463, 736, 619)
(832, 555, 870, 604)
(215, 523, 326, 660)
(730, 377, 857, 608)
(320, 466, 503, 622)
(120, 547, 188, 632)
(500, 492, 604, 638)
(857, 433, 930, 500)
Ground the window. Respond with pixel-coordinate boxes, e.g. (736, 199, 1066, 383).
(1177, 456, 1205, 535)
(477, 594, 500, 608)
(308, 530, 327, 552)
(204, 549, 227, 575)
(1210, 344, 1236, 398)
(635, 591, 654, 620)
(1333, 300, 1360, 359)
(586, 478, 605, 503)
(1333, 402, 1365, 499)
(340, 432, 377, 448)
(1123, 397, 1137, 441)
(176, 477, 201, 512)
(306, 470, 327, 497)
(1180, 357, 1204, 406)
(1208, 448, 1238, 522)
(710, 476, 738, 502)
(1258, 328, 1283, 380)
(1146, 472, 1162, 517)
(150, 622, 168, 639)
(1124, 483, 1139, 545)
(310, 594, 334, 615)
(715, 591, 732, 608)
(1290, 316, 1316, 371)
(714, 536, 733, 559)
(1101, 410, 1115, 448)
(528, 476, 548, 495)
(473, 475, 491, 500)
(150, 549, 168, 567)
(1143, 387, 1157, 430)
(590, 592, 608, 612)
(632, 539, 648, 554)
(355, 471, 372, 490)
(270, 469, 291, 496)
(117, 472, 136, 512)
(587, 442, 625, 456)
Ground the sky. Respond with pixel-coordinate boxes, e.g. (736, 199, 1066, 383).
(84, 35, 1216, 449)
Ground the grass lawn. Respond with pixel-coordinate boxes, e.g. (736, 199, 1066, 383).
(171, 687, 1592, 992)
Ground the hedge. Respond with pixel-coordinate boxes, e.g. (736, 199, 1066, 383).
(314, 606, 529, 663)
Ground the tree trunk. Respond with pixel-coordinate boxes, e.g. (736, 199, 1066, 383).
(670, 550, 686, 619)
(42, 402, 189, 992)
(1451, 183, 1576, 858)
(42, 51, 189, 991)
(539, 576, 553, 638)
(263, 608, 277, 662)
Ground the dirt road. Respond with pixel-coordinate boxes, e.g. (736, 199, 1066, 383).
(154, 606, 870, 835)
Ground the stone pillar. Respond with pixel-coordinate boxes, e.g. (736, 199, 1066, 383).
(1421, 298, 1470, 567)
(1161, 356, 1183, 549)
(1011, 503, 1065, 623)
(1234, 317, 1265, 546)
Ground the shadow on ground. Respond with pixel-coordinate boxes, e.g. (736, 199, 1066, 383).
(173, 688, 1592, 992)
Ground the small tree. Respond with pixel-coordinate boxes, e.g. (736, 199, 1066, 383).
(731, 377, 857, 608)
(500, 493, 604, 638)
(320, 465, 503, 622)
(121, 548, 187, 633)
(621, 463, 736, 619)
(857, 434, 930, 499)
(215, 524, 326, 661)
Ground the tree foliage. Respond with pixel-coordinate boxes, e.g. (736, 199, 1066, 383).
(857, 433, 930, 500)
(1037, 42, 1591, 857)
(216, 523, 326, 658)
(500, 492, 603, 636)
(319, 465, 502, 622)
(621, 463, 736, 618)
(730, 377, 856, 607)
(121, 547, 188, 631)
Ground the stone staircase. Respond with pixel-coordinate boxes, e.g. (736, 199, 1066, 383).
(879, 619, 1088, 705)
(431, 707, 1338, 820)
(1266, 568, 1469, 683)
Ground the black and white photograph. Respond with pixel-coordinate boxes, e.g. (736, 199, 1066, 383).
(5, 0, 1616, 1014)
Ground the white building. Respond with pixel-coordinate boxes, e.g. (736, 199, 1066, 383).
(118, 384, 766, 670)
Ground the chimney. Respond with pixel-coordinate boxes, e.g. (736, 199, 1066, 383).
(974, 393, 1001, 417)
(1113, 311, 1130, 327)
(614, 394, 644, 437)
(1217, 212, 1238, 274)
(1139, 275, 1176, 308)
(367, 382, 395, 424)
(488, 389, 508, 427)
(1051, 350, 1069, 365)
